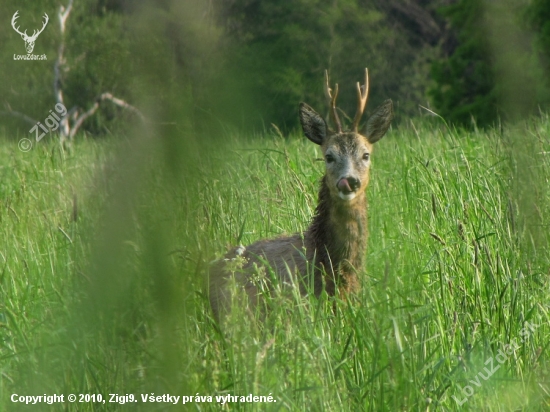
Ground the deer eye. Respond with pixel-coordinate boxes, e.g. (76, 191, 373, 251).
(325, 154, 335, 163)
(362, 153, 370, 161)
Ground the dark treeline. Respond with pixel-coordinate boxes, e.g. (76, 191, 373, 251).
(1, 0, 550, 137)
(432, 0, 550, 127)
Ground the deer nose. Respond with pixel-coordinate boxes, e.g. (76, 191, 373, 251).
(337, 177, 360, 193)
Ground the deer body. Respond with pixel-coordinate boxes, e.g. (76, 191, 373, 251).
(209, 69, 393, 319)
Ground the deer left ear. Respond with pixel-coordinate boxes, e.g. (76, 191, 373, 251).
(364, 99, 394, 144)
(299, 103, 327, 145)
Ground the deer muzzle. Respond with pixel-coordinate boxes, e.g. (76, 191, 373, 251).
(337, 177, 360, 200)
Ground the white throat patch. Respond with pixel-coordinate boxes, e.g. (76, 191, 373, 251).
(338, 192, 357, 201)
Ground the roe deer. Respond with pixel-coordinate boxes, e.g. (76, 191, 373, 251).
(209, 68, 393, 319)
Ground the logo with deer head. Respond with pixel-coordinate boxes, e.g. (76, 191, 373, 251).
(12, 11, 49, 54)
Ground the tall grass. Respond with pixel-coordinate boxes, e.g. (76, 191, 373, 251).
(0, 116, 549, 411)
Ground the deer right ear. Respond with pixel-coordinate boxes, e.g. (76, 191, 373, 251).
(364, 99, 394, 144)
(299, 103, 327, 145)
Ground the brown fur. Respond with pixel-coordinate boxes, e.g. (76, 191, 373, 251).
(209, 74, 393, 320)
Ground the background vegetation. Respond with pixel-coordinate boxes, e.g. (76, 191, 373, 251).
(1, 0, 550, 411)
(1, 117, 550, 410)
(2, 0, 550, 134)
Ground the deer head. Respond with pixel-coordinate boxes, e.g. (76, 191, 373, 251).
(12, 11, 49, 54)
(299, 69, 393, 202)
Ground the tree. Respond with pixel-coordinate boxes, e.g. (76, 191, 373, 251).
(0, 0, 143, 141)
(430, 0, 546, 127)
(429, 0, 497, 127)
(525, 0, 550, 106)
(209, 0, 444, 131)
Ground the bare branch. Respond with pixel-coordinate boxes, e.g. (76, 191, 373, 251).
(0, 107, 37, 126)
(8, 0, 143, 144)
(55, 0, 74, 141)
(59, 0, 74, 34)
(54, 2, 73, 106)
(69, 93, 146, 139)
(99, 93, 146, 121)
(69, 102, 100, 139)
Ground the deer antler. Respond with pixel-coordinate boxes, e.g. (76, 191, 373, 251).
(30, 14, 49, 40)
(352, 68, 369, 132)
(324, 70, 342, 133)
(11, 11, 27, 37)
(11, 11, 49, 40)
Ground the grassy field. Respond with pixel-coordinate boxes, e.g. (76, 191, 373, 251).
(1, 116, 549, 411)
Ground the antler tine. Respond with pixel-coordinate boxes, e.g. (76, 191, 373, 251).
(324, 70, 342, 133)
(11, 11, 26, 36)
(31, 13, 49, 39)
(41, 13, 49, 30)
(352, 68, 369, 132)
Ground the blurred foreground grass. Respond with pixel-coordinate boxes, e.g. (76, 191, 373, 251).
(0, 116, 549, 411)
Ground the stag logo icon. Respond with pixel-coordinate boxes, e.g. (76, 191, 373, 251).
(12, 11, 49, 54)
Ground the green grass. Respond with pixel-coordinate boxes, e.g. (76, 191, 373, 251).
(1, 116, 549, 411)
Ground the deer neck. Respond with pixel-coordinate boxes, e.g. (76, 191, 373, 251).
(305, 175, 368, 291)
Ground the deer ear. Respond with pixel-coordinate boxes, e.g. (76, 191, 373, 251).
(299, 102, 327, 145)
(364, 99, 394, 144)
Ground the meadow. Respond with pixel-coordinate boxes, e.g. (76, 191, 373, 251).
(0, 115, 549, 411)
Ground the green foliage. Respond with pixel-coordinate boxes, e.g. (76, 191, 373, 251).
(4, 0, 550, 138)
(0, 0, 140, 137)
(210, 0, 437, 131)
(1, 113, 550, 410)
(63, 6, 134, 124)
(430, 0, 548, 127)
(526, 0, 550, 65)
(429, 0, 498, 127)
(0, 0, 59, 131)
(525, 0, 550, 105)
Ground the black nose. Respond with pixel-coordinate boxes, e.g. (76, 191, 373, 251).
(347, 177, 360, 191)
